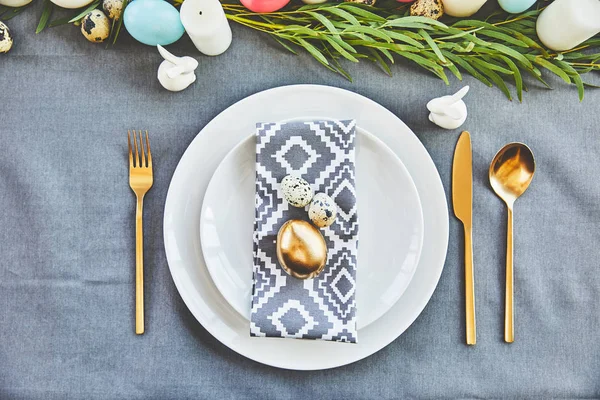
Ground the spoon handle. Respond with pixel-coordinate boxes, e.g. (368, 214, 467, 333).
(505, 207, 514, 343)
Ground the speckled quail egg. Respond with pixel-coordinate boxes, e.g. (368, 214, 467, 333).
(308, 193, 337, 228)
(410, 0, 444, 20)
(344, 0, 376, 5)
(103, 0, 124, 20)
(281, 175, 314, 208)
(80, 10, 110, 43)
(0, 21, 13, 54)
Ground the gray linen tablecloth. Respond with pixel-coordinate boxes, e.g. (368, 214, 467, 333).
(1, 4, 599, 399)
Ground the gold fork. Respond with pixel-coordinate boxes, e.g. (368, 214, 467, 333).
(128, 130, 153, 335)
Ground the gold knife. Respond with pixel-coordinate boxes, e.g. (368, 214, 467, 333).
(452, 131, 476, 345)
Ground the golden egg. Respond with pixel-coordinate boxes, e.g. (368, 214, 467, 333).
(276, 219, 327, 279)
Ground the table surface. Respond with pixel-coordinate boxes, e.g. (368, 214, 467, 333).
(1, 4, 599, 399)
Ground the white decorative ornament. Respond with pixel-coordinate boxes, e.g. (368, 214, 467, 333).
(441, 0, 487, 17)
(0, 0, 32, 6)
(49, 0, 94, 8)
(157, 44, 199, 92)
(427, 86, 469, 130)
(180, 0, 232, 56)
(536, 0, 600, 52)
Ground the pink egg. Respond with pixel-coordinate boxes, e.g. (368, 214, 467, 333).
(240, 0, 290, 13)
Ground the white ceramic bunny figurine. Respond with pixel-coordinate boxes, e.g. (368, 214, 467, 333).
(427, 86, 470, 130)
(157, 44, 199, 92)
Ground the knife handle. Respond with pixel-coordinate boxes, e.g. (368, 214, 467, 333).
(464, 225, 476, 345)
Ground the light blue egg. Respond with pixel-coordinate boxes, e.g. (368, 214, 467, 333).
(498, 0, 537, 13)
(124, 0, 185, 46)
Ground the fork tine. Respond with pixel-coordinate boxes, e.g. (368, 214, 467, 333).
(145, 130, 152, 168)
(128, 130, 133, 168)
(138, 130, 146, 168)
(133, 129, 140, 168)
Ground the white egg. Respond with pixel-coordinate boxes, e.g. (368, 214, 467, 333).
(0, 0, 32, 7)
(281, 175, 313, 208)
(309, 193, 337, 228)
(50, 0, 94, 8)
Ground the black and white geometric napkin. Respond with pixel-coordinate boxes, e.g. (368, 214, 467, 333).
(250, 119, 359, 343)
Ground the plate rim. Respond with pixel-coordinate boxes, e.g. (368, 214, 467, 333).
(163, 84, 449, 370)
(199, 124, 425, 329)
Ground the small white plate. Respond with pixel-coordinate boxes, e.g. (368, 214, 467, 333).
(200, 126, 424, 329)
(163, 84, 449, 370)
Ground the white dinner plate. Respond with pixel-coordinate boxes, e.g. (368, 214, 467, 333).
(164, 84, 449, 370)
(200, 126, 424, 329)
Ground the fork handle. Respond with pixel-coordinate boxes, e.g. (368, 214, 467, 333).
(135, 195, 145, 335)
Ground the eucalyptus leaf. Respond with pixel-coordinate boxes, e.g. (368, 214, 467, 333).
(217, 2, 600, 101)
(36, 1, 53, 34)
(68, 0, 101, 24)
(297, 38, 329, 65)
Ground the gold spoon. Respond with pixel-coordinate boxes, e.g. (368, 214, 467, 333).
(489, 143, 535, 343)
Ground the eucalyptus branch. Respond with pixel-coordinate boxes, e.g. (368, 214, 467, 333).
(223, 1, 600, 101)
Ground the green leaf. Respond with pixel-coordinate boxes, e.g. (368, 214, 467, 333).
(36, 1, 53, 34)
(378, 47, 394, 64)
(397, 51, 447, 83)
(297, 38, 329, 65)
(324, 36, 358, 62)
(369, 48, 392, 76)
(342, 25, 392, 43)
(322, 7, 360, 26)
(383, 20, 434, 30)
(572, 73, 585, 101)
(110, 0, 128, 45)
(337, 3, 386, 23)
(345, 40, 419, 53)
(487, 42, 533, 69)
(532, 57, 571, 83)
(419, 29, 446, 63)
(470, 59, 513, 100)
(49, 15, 77, 27)
(328, 35, 356, 54)
(323, 46, 353, 81)
(474, 57, 514, 75)
(445, 61, 462, 81)
(387, 16, 448, 29)
(478, 30, 529, 48)
(384, 31, 424, 48)
(499, 55, 523, 102)
(443, 51, 492, 87)
(68, 0, 101, 23)
(271, 35, 298, 55)
(279, 25, 319, 37)
(306, 11, 339, 36)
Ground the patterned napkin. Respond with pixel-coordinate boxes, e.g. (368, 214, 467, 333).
(250, 119, 359, 343)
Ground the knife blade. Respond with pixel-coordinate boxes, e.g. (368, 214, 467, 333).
(452, 131, 476, 345)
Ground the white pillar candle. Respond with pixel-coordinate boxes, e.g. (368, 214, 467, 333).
(441, 0, 487, 17)
(180, 0, 232, 56)
(536, 0, 600, 51)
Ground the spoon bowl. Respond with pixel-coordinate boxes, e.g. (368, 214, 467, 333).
(489, 142, 535, 343)
(489, 143, 535, 206)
